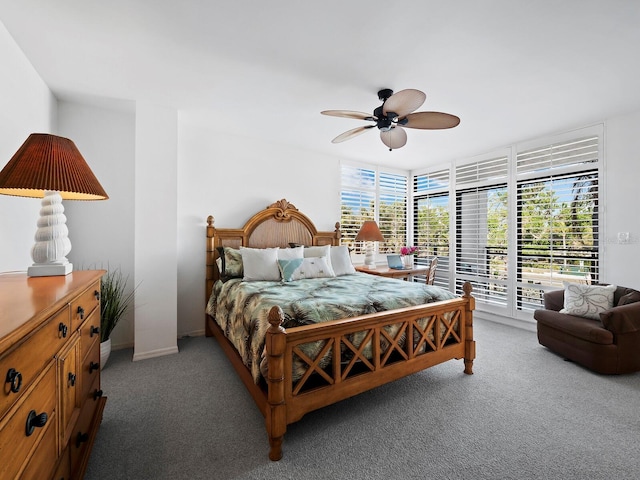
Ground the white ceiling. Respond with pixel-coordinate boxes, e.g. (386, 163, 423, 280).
(2, 0, 640, 170)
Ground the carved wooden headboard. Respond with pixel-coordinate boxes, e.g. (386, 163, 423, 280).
(206, 199, 341, 302)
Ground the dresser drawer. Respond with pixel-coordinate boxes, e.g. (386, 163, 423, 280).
(70, 281, 101, 332)
(79, 308, 101, 362)
(0, 361, 56, 480)
(70, 387, 100, 475)
(53, 446, 71, 480)
(1, 306, 70, 419)
(19, 408, 58, 480)
(58, 338, 80, 448)
(80, 338, 101, 403)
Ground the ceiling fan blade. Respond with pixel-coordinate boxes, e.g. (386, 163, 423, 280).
(332, 125, 375, 143)
(382, 89, 426, 117)
(321, 110, 376, 121)
(380, 126, 407, 150)
(402, 111, 460, 129)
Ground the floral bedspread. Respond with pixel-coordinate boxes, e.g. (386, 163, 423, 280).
(206, 272, 457, 383)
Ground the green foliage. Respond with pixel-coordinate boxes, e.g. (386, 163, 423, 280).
(100, 267, 136, 343)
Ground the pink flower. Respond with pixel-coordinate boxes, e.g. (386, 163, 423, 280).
(400, 246, 418, 256)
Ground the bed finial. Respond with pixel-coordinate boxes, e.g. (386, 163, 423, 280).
(207, 215, 214, 227)
(269, 198, 298, 212)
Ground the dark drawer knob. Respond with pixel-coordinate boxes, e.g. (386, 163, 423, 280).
(94, 289, 100, 301)
(5, 368, 23, 393)
(77, 306, 85, 320)
(76, 432, 89, 448)
(59, 322, 68, 338)
(68, 372, 76, 387)
(25, 410, 48, 436)
(93, 389, 104, 400)
(89, 362, 100, 373)
(90, 325, 100, 337)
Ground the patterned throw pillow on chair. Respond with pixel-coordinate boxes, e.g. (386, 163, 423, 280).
(560, 283, 616, 320)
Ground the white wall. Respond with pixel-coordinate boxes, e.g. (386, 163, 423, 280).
(133, 102, 179, 360)
(176, 116, 342, 337)
(59, 101, 136, 349)
(0, 20, 57, 272)
(602, 110, 640, 289)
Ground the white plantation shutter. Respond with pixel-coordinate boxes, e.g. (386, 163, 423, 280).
(456, 156, 508, 186)
(517, 136, 598, 175)
(454, 157, 508, 306)
(378, 172, 407, 254)
(516, 137, 599, 311)
(340, 164, 407, 254)
(413, 168, 450, 288)
(340, 165, 375, 251)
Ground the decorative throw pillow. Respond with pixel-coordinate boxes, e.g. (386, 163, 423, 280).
(240, 247, 280, 281)
(216, 247, 243, 280)
(618, 289, 640, 306)
(304, 245, 334, 275)
(560, 283, 616, 320)
(278, 258, 305, 282)
(223, 247, 243, 278)
(279, 256, 335, 281)
(330, 245, 356, 276)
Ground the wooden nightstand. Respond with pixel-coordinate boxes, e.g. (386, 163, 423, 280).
(355, 265, 429, 282)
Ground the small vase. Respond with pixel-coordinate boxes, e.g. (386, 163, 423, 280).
(402, 255, 413, 268)
(100, 338, 112, 370)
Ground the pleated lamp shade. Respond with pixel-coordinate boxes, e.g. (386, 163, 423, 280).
(0, 133, 108, 276)
(355, 220, 384, 268)
(355, 220, 385, 242)
(0, 133, 108, 200)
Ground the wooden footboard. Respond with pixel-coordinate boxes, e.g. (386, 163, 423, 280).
(264, 282, 475, 461)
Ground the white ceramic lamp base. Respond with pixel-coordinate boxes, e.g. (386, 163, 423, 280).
(28, 190, 73, 277)
(363, 242, 376, 269)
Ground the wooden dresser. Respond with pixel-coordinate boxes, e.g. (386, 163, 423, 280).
(0, 270, 107, 480)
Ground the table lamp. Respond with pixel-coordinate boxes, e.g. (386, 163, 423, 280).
(0, 133, 108, 276)
(355, 220, 385, 269)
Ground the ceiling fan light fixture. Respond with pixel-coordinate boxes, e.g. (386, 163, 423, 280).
(322, 87, 459, 150)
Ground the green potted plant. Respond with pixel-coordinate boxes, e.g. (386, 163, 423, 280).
(100, 267, 135, 368)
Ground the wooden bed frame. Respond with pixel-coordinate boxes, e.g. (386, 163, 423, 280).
(205, 199, 476, 461)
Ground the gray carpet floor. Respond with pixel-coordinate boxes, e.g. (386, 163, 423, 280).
(85, 319, 640, 480)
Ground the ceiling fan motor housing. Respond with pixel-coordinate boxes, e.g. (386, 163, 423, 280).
(373, 105, 394, 131)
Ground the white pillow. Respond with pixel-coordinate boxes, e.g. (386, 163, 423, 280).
(304, 245, 331, 259)
(280, 256, 335, 281)
(560, 283, 616, 320)
(278, 245, 304, 260)
(240, 247, 280, 281)
(305, 246, 336, 277)
(330, 246, 356, 276)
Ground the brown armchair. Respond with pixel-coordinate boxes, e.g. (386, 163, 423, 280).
(534, 285, 640, 374)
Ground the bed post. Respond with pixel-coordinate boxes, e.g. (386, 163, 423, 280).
(462, 281, 476, 375)
(206, 215, 216, 337)
(265, 306, 287, 461)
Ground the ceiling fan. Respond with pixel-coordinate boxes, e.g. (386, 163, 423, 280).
(321, 88, 460, 150)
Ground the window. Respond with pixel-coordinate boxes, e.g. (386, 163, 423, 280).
(378, 172, 407, 254)
(413, 168, 450, 288)
(515, 136, 599, 311)
(340, 163, 407, 254)
(454, 156, 509, 306)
